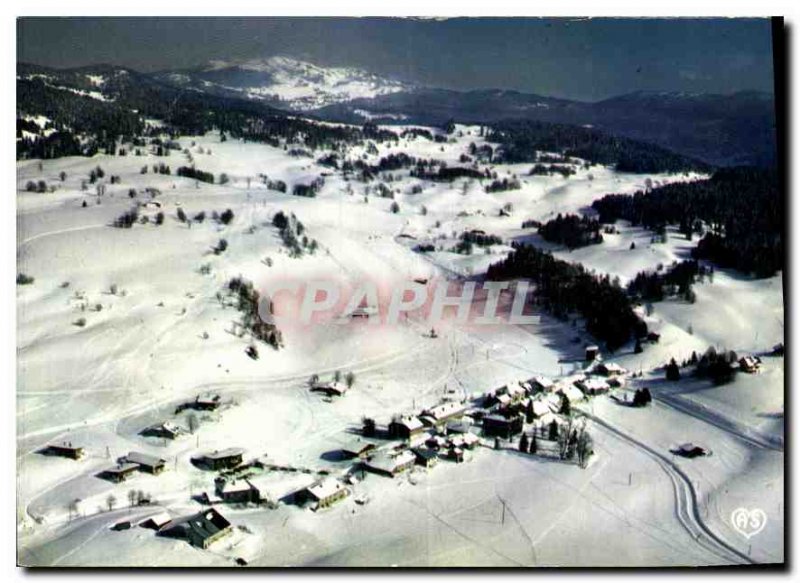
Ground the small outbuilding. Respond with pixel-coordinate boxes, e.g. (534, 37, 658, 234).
(46, 442, 85, 460)
(192, 448, 245, 471)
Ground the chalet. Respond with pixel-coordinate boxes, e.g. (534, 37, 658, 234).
(448, 432, 480, 450)
(216, 479, 260, 504)
(672, 443, 709, 459)
(421, 401, 466, 428)
(103, 463, 139, 483)
(311, 381, 349, 397)
(194, 393, 222, 411)
(505, 381, 528, 403)
(140, 512, 171, 531)
(141, 421, 184, 440)
(558, 384, 586, 403)
(411, 447, 438, 468)
(739, 355, 762, 373)
(575, 378, 610, 396)
(303, 478, 348, 509)
(482, 414, 524, 439)
(594, 362, 628, 377)
(184, 508, 233, 549)
(530, 375, 555, 393)
(424, 434, 448, 450)
(340, 440, 377, 459)
(363, 450, 416, 477)
(124, 451, 167, 475)
(47, 442, 85, 460)
(388, 415, 426, 440)
(193, 448, 245, 471)
(531, 394, 561, 418)
(585, 345, 600, 362)
(446, 447, 465, 463)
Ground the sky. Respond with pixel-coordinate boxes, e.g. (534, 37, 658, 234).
(16, 17, 776, 102)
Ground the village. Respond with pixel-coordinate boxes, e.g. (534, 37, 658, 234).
(35, 339, 773, 557)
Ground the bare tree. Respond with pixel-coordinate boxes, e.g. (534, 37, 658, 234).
(345, 371, 356, 389)
(106, 493, 117, 512)
(127, 489, 137, 508)
(187, 412, 199, 435)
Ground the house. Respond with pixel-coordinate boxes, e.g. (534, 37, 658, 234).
(141, 421, 184, 440)
(193, 448, 245, 470)
(411, 447, 439, 468)
(529, 375, 555, 393)
(421, 401, 466, 428)
(140, 512, 172, 530)
(183, 508, 233, 549)
(340, 440, 377, 459)
(672, 443, 710, 459)
(448, 432, 480, 450)
(482, 414, 524, 439)
(103, 463, 139, 483)
(388, 415, 426, 440)
(424, 434, 448, 450)
(194, 393, 222, 411)
(303, 478, 348, 509)
(530, 394, 561, 418)
(558, 384, 586, 403)
(124, 451, 167, 475)
(505, 381, 528, 403)
(595, 362, 628, 377)
(216, 479, 260, 504)
(585, 345, 600, 362)
(446, 446, 465, 463)
(46, 442, 85, 460)
(739, 355, 763, 373)
(311, 381, 349, 397)
(575, 378, 610, 396)
(363, 450, 416, 477)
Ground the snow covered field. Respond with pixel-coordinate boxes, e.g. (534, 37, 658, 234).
(16, 124, 783, 566)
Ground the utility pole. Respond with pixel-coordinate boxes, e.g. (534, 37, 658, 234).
(501, 499, 506, 525)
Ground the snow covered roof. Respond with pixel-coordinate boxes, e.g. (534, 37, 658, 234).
(341, 440, 376, 455)
(141, 512, 171, 529)
(306, 478, 346, 501)
(220, 479, 254, 494)
(312, 381, 348, 394)
(505, 382, 527, 397)
(577, 378, 610, 392)
(186, 508, 231, 542)
(204, 448, 244, 460)
(125, 451, 166, 468)
(496, 394, 512, 406)
(559, 385, 585, 403)
(107, 462, 139, 474)
(424, 401, 466, 421)
(367, 450, 415, 473)
(391, 415, 424, 432)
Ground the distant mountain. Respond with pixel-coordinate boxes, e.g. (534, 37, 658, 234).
(312, 88, 777, 168)
(153, 56, 412, 111)
(17, 58, 777, 168)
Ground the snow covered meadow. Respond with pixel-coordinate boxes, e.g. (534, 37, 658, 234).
(16, 123, 783, 566)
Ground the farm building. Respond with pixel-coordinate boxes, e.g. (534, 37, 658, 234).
(177, 508, 233, 549)
(192, 448, 245, 470)
(482, 414, 524, 439)
(303, 478, 348, 509)
(311, 381, 349, 397)
(102, 463, 139, 483)
(45, 442, 85, 460)
(340, 440, 377, 459)
(585, 345, 600, 362)
(124, 451, 167, 475)
(388, 415, 426, 440)
(363, 450, 416, 477)
(411, 447, 439, 468)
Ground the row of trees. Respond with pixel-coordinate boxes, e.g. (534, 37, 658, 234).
(627, 259, 712, 303)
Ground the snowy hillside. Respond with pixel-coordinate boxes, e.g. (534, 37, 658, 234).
(16, 119, 783, 567)
(158, 56, 412, 111)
